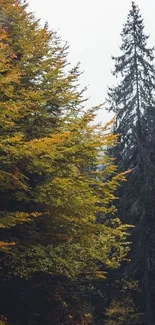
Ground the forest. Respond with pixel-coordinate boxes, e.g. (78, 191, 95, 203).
(0, 0, 155, 324)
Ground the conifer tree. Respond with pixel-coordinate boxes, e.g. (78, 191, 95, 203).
(107, 2, 155, 324)
(107, 1, 155, 170)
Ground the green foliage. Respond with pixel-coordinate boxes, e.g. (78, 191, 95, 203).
(106, 2, 155, 324)
(105, 299, 141, 325)
(0, 0, 130, 278)
(104, 279, 142, 325)
(0, 1, 131, 324)
(107, 1, 155, 171)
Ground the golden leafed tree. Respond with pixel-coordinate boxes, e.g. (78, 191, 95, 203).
(0, 0, 130, 283)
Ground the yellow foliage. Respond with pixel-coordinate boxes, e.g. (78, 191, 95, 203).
(0, 0, 130, 281)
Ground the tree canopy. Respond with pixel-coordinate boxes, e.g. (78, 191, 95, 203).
(0, 1, 130, 324)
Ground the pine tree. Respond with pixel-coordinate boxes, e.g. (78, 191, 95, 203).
(107, 1, 155, 170)
(107, 2, 155, 324)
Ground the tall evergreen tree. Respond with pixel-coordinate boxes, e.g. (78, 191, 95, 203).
(107, 1, 155, 170)
(107, 2, 155, 324)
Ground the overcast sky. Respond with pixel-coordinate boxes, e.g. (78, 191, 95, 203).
(27, 0, 155, 123)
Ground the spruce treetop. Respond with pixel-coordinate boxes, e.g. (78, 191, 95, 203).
(107, 2, 155, 169)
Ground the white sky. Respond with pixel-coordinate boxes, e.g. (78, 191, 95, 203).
(27, 0, 155, 123)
